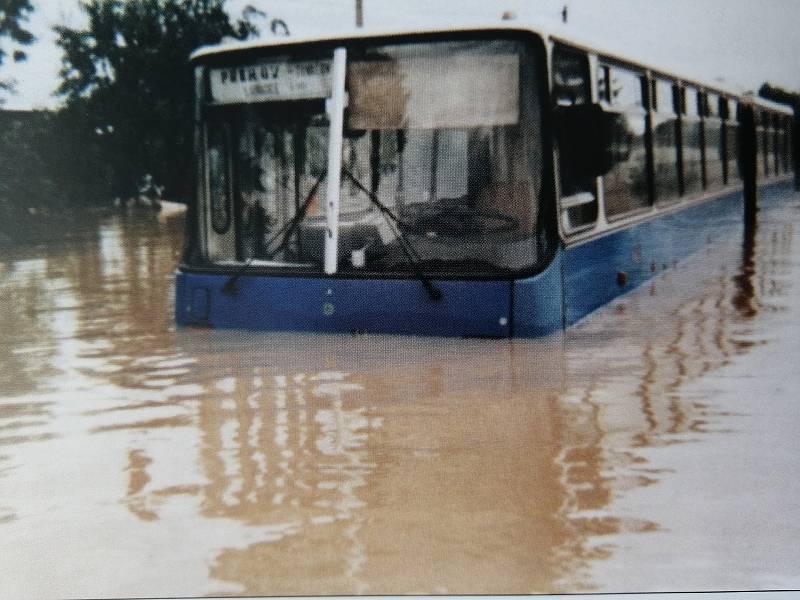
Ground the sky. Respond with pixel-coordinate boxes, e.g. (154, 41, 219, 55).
(1, 0, 799, 110)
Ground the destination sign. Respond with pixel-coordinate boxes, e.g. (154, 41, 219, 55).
(210, 59, 333, 104)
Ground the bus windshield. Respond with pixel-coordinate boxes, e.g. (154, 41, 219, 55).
(200, 36, 547, 275)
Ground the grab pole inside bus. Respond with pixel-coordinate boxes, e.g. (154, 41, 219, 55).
(324, 47, 347, 275)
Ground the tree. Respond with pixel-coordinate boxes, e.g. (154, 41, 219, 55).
(54, 0, 258, 202)
(0, 0, 35, 97)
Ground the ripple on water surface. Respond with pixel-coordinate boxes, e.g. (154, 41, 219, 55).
(0, 195, 799, 596)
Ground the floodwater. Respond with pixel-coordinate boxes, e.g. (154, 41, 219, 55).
(0, 191, 799, 597)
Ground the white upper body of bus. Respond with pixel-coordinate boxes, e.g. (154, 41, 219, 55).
(188, 11, 792, 276)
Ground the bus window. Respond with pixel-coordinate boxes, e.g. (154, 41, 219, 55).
(200, 36, 549, 275)
(205, 120, 236, 262)
(784, 118, 791, 174)
(342, 38, 547, 273)
(781, 118, 787, 175)
(681, 86, 703, 195)
(725, 100, 740, 183)
(554, 46, 591, 106)
(766, 113, 774, 177)
(652, 77, 681, 204)
(719, 97, 731, 184)
(600, 62, 650, 219)
(756, 111, 769, 179)
(234, 106, 331, 264)
(208, 124, 232, 234)
(772, 114, 781, 175)
(597, 64, 611, 104)
(553, 44, 597, 233)
(763, 112, 772, 177)
(704, 92, 725, 189)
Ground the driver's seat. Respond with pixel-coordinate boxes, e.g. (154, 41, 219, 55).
(475, 182, 536, 234)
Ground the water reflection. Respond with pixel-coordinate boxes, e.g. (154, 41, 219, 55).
(556, 191, 799, 590)
(109, 332, 576, 595)
(0, 194, 798, 597)
(733, 218, 759, 318)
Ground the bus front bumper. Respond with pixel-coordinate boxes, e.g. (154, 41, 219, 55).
(175, 270, 516, 338)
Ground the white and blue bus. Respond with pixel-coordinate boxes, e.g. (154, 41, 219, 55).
(176, 18, 796, 337)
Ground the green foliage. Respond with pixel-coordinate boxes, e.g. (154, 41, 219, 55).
(0, 0, 34, 64)
(55, 0, 257, 202)
(0, 112, 51, 199)
(0, 0, 35, 95)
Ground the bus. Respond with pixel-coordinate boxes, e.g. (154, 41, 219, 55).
(176, 18, 796, 337)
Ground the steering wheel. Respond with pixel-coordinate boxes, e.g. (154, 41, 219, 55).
(410, 205, 519, 237)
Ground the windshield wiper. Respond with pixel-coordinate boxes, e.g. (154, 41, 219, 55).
(264, 169, 328, 260)
(222, 169, 327, 296)
(341, 167, 443, 302)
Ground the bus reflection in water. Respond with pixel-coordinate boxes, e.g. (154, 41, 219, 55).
(123, 207, 792, 593)
(176, 19, 796, 337)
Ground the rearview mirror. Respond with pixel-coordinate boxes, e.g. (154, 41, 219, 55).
(554, 103, 616, 178)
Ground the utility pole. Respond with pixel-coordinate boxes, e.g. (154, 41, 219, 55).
(355, 0, 363, 27)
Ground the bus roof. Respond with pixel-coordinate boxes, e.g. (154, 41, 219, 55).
(189, 18, 546, 60)
(190, 14, 794, 115)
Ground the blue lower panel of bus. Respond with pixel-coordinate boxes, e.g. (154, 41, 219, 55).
(176, 271, 515, 337)
(512, 252, 565, 337)
(562, 188, 747, 325)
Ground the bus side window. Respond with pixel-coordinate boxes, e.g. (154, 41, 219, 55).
(704, 92, 725, 190)
(756, 111, 767, 179)
(768, 113, 777, 176)
(725, 99, 740, 183)
(552, 44, 597, 233)
(599, 61, 650, 219)
(205, 120, 236, 262)
(772, 113, 781, 176)
(779, 116, 788, 174)
(681, 85, 703, 196)
(208, 123, 232, 235)
(765, 112, 773, 177)
(652, 77, 681, 204)
(792, 116, 798, 176)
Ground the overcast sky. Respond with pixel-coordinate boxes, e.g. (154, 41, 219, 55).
(2, 0, 799, 110)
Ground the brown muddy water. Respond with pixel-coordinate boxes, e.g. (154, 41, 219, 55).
(0, 194, 799, 597)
